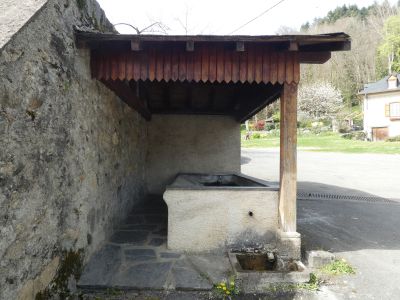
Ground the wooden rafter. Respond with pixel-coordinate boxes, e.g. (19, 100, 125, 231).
(101, 79, 151, 121)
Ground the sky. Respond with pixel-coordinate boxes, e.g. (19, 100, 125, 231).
(96, 0, 397, 35)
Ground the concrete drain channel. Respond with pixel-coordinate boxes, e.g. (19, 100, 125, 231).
(297, 192, 399, 204)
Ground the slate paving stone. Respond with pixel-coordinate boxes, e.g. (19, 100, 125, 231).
(79, 197, 223, 291)
(160, 252, 182, 259)
(187, 253, 233, 284)
(112, 262, 173, 289)
(78, 244, 122, 287)
(171, 259, 212, 290)
(124, 248, 157, 262)
(110, 230, 149, 245)
(148, 238, 166, 246)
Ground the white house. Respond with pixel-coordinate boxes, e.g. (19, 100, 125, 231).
(359, 74, 400, 141)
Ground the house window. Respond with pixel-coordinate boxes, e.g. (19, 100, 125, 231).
(389, 102, 400, 118)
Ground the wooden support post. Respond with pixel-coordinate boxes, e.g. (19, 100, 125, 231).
(279, 82, 298, 232)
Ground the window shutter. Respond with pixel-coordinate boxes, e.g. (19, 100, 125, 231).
(385, 104, 390, 117)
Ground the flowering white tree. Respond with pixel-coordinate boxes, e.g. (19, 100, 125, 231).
(298, 82, 343, 120)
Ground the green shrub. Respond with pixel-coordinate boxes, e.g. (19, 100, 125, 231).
(387, 135, 400, 142)
(321, 259, 355, 275)
(298, 120, 313, 128)
(265, 123, 275, 131)
(252, 133, 261, 139)
(272, 112, 280, 123)
(341, 131, 366, 141)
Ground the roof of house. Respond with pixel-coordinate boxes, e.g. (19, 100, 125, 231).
(359, 73, 400, 95)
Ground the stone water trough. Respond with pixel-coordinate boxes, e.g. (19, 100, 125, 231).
(163, 173, 279, 252)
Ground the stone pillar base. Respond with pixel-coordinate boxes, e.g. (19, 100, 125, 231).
(276, 230, 301, 260)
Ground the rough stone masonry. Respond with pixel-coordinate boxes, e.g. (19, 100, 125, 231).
(0, 0, 148, 298)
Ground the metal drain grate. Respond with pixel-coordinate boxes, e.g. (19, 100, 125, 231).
(297, 191, 400, 204)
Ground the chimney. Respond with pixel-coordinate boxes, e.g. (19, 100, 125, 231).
(388, 74, 398, 89)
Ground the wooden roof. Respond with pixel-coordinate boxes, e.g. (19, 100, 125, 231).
(77, 31, 350, 85)
(91, 45, 300, 85)
(75, 30, 351, 121)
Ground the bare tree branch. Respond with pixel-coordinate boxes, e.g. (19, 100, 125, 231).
(113, 22, 169, 35)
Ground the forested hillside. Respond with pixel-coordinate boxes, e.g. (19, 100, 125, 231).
(253, 1, 400, 131)
(300, 1, 400, 107)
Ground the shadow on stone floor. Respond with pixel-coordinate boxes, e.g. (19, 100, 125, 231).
(78, 197, 232, 292)
(78, 181, 400, 296)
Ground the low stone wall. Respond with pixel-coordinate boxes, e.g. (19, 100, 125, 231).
(146, 115, 241, 194)
(0, 0, 147, 298)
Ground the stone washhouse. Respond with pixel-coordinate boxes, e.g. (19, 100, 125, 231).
(0, 0, 351, 298)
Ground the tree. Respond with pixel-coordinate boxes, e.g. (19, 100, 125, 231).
(378, 14, 400, 74)
(298, 82, 343, 120)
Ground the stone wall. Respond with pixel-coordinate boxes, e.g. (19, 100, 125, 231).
(0, 0, 148, 298)
(146, 115, 241, 194)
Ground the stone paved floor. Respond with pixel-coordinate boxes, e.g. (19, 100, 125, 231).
(78, 197, 233, 291)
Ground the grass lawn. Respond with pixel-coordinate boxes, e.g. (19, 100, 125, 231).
(242, 132, 400, 154)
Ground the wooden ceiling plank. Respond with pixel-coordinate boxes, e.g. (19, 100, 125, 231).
(216, 46, 225, 83)
(163, 48, 172, 80)
(201, 45, 210, 83)
(148, 48, 156, 81)
(209, 46, 217, 83)
(224, 50, 232, 83)
(171, 48, 179, 81)
(299, 51, 331, 64)
(254, 47, 263, 84)
(270, 52, 278, 84)
(193, 47, 202, 82)
(285, 52, 294, 84)
(186, 51, 194, 82)
(155, 49, 164, 81)
(247, 44, 255, 83)
(262, 50, 270, 83)
(102, 79, 151, 120)
(231, 51, 240, 83)
(236, 84, 282, 123)
(178, 50, 187, 82)
(239, 50, 247, 83)
(277, 52, 286, 84)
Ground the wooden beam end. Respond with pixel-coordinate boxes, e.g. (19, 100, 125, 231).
(186, 41, 194, 51)
(236, 41, 245, 52)
(289, 41, 299, 51)
(131, 40, 142, 51)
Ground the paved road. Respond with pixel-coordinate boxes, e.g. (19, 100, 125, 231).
(241, 148, 400, 299)
(241, 148, 400, 200)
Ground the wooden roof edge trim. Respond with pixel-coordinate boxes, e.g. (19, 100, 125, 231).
(75, 30, 350, 46)
(94, 76, 300, 85)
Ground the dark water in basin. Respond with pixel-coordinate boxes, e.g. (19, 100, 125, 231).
(203, 181, 240, 187)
